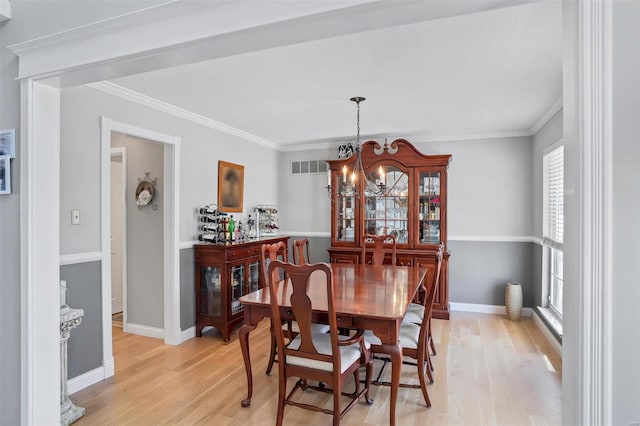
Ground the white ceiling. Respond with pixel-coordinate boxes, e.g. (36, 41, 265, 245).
(109, 0, 562, 151)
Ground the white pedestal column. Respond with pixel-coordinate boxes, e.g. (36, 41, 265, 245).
(60, 306, 85, 425)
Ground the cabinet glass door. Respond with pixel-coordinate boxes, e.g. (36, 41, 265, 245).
(364, 167, 409, 243)
(418, 171, 441, 245)
(335, 178, 356, 242)
(248, 261, 260, 293)
(230, 264, 245, 315)
(200, 266, 221, 317)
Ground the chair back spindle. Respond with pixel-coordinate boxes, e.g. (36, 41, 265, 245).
(292, 238, 311, 265)
(361, 233, 396, 266)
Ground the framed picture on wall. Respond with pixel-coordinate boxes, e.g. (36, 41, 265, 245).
(217, 160, 244, 213)
(0, 129, 16, 158)
(0, 155, 11, 195)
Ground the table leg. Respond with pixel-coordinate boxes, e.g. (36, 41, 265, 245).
(382, 342, 402, 426)
(239, 323, 256, 407)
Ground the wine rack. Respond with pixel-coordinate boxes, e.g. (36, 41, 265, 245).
(254, 205, 279, 237)
(197, 204, 225, 243)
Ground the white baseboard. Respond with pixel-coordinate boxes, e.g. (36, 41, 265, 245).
(103, 355, 115, 378)
(533, 310, 563, 358)
(124, 323, 164, 339)
(449, 302, 533, 317)
(68, 366, 106, 395)
(180, 326, 195, 343)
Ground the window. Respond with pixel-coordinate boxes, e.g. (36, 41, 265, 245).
(543, 145, 564, 317)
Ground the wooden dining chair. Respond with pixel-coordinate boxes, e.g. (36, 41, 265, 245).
(404, 242, 445, 359)
(292, 238, 311, 265)
(361, 233, 396, 266)
(266, 260, 373, 425)
(363, 245, 443, 408)
(261, 241, 289, 375)
(263, 242, 330, 375)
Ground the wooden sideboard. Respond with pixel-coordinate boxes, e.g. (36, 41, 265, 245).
(194, 236, 289, 341)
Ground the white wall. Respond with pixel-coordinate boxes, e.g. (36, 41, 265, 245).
(279, 148, 334, 233)
(279, 136, 534, 239)
(412, 137, 533, 238)
(611, 1, 640, 422)
(59, 84, 279, 255)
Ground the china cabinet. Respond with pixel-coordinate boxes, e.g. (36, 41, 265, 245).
(195, 236, 289, 340)
(327, 139, 452, 319)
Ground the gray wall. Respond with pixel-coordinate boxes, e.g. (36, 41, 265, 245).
(448, 241, 535, 307)
(112, 133, 164, 328)
(0, 2, 165, 423)
(180, 248, 195, 330)
(61, 261, 103, 378)
(286, 236, 332, 264)
(611, 1, 640, 422)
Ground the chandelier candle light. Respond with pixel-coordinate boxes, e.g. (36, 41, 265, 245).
(326, 97, 388, 199)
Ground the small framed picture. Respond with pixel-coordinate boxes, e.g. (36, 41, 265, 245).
(217, 160, 244, 213)
(0, 155, 11, 195)
(0, 129, 16, 158)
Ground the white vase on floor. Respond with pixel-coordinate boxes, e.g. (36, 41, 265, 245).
(505, 282, 523, 321)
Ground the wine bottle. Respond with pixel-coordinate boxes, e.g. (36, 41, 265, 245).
(228, 215, 235, 241)
(199, 206, 217, 215)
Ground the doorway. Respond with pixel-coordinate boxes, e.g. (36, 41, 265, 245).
(110, 148, 126, 328)
(100, 117, 182, 377)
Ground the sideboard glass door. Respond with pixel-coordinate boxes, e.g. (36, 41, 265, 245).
(248, 261, 260, 293)
(230, 264, 245, 315)
(200, 266, 221, 317)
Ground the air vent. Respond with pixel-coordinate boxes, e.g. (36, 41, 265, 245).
(291, 160, 328, 175)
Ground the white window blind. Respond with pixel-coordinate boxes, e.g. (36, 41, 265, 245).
(543, 145, 564, 250)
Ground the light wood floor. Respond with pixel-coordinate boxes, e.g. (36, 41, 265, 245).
(72, 312, 561, 425)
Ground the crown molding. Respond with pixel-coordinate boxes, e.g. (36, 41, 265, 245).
(530, 96, 563, 134)
(87, 82, 280, 150)
(282, 129, 535, 152)
(0, 0, 11, 22)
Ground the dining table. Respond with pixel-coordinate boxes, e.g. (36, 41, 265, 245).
(237, 262, 428, 426)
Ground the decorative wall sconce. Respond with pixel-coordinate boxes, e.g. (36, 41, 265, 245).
(135, 171, 157, 210)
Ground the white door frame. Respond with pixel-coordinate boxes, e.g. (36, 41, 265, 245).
(101, 118, 181, 357)
(110, 147, 127, 324)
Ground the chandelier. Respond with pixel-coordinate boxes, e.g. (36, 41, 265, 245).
(326, 97, 386, 199)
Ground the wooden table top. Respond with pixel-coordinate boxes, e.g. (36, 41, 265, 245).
(239, 263, 428, 320)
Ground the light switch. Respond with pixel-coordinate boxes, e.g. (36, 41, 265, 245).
(71, 210, 80, 225)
